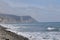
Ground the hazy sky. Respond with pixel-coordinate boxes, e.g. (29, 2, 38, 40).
(0, 0, 60, 22)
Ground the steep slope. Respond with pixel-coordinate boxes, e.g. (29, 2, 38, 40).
(0, 14, 38, 23)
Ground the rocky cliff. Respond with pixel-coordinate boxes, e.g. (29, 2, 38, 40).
(0, 14, 37, 23)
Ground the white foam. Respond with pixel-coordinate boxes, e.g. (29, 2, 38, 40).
(17, 32, 60, 40)
(0, 24, 60, 40)
(0, 24, 21, 29)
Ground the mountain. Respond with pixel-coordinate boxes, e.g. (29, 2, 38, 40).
(0, 14, 38, 23)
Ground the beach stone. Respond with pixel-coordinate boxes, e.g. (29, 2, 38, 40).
(0, 26, 29, 40)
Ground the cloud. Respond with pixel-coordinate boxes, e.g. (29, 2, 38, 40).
(0, 0, 60, 22)
(0, 0, 12, 14)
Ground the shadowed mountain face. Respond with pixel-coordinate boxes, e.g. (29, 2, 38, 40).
(0, 14, 37, 23)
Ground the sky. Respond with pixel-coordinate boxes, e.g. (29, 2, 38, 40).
(0, 0, 60, 22)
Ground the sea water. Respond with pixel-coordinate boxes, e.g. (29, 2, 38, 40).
(1, 22, 60, 40)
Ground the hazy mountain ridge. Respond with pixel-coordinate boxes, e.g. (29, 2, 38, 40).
(0, 14, 37, 23)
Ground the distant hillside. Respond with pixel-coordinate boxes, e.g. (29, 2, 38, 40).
(0, 14, 38, 23)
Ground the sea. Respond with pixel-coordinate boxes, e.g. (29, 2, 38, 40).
(0, 22, 60, 40)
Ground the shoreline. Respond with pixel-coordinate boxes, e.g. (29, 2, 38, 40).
(0, 25, 29, 40)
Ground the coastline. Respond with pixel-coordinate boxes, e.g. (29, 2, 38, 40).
(0, 25, 29, 40)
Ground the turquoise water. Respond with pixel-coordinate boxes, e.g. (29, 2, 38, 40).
(5, 22, 60, 32)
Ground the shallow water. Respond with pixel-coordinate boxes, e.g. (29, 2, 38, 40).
(1, 22, 60, 40)
(17, 32, 60, 40)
